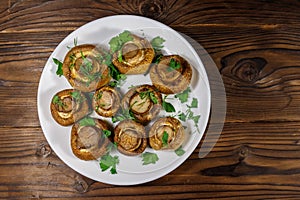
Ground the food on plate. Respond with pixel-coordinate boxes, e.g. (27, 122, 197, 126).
(149, 117, 185, 150)
(93, 86, 121, 117)
(110, 31, 155, 74)
(50, 89, 90, 126)
(71, 118, 112, 160)
(62, 44, 111, 92)
(150, 55, 192, 94)
(121, 84, 162, 125)
(114, 120, 147, 156)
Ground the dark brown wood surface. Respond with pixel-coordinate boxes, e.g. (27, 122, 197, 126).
(1, 0, 300, 199)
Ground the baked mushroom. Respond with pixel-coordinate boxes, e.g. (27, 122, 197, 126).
(114, 120, 147, 156)
(150, 55, 192, 94)
(149, 117, 185, 150)
(50, 89, 90, 126)
(62, 44, 111, 92)
(122, 85, 162, 125)
(111, 33, 155, 74)
(71, 118, 111, 160)
(92, 86, 121, 117)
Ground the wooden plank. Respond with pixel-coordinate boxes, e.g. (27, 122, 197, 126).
(1, 123, 300, 198)
(1, 25, 300, 126)
(1, 0, 300, 33)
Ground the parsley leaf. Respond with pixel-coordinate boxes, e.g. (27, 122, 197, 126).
(53, 58, 63, 77)
(178, 112, 187, 121)
(52, 95, 64, 107)
(190, 98, 198, 108)
(168, 58, 181, 72)
(175, 87, 191, 103)
(153, 54, 163, 64)
(141, 152, 159, 165)
(99, 154, 119, 174)
(103, 130, 111, 138)
(139, 90, 158, 104)
(162, 96, 175, 112)
(79, 117, 95, 127)
(175, 146, 185, 156)
(151, 36, 165, 53)
(111, 108, 135, 123)
(70, 91, 85, 103)
(162, 131, 169, 147)
(109, 30, 133, 53)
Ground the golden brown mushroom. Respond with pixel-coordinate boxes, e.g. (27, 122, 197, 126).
(62, 44, 111, 92)
(92, 86, 121, 117)
(71, 118, 111, 160)
(50, 89, 90, 126)
(114, 120, 147, 156)
(149, 117, 185, 150)
(122, 84, 162, 125)
(112, 34, 155, 74)
(150, 55, 192, 94)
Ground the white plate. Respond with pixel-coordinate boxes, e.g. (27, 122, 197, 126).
(37, 15, 211, 185)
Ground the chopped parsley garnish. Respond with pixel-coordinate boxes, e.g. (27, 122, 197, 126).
(177, 97, 201, 133)
(95, 91, 103, 100)
(167, 58, 181, 72)
(175, 146, 185, 156)
(52, 95, 64, 107)
(53, 58, 63, 77)
(162, 131, 169, 147)
(109, 30, 133, 53)
(151, 36, 165, 53)
(162, 96, 175, 113)
(99, 153, 119, 174)
(141, 152, 159, 165)
(79, 117, 95, 127)
(67, 37, 78, 49)
(70, 91, 85, 103)
(175, 87, 191, 103)
(139, 90, 158, 104)
(190, 98, 198, 108)
(106, 142, 118, 153)
(103, 130, 111, 138)
(112, 108, 135, 123)
(153, 54, 163, 64)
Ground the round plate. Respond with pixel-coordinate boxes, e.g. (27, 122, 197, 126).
(37, 15, 211, 185)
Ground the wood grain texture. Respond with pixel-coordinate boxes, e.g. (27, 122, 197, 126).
(1, 0, 300, 199)
(1, 123, 300, 199)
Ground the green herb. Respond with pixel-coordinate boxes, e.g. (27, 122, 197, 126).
(103, 130, 111, 137)
(79, 117, 95, 127)
(112, 108, 135, 123)
(74, 37, 78, 47)
(67, 37, 78, 49)
(99, 154, 119, 174)
(153, 54, 163, 64)
(109, 30, 133, 53)
(108, 74, 126, 88)
(151, 36, 165, 53)
(53, 58, 63, 77)
(52, 95, 65, 107)
(95, 91, 103, 100)
(141, 152, 159, 165)
(175, 87, 191, 103)
(117, 51, 123, 62)
(70, 91, 85, 103)
(139, 90, 158, 104)
(190, 98, 198, 108)
(167, 58, 181, 72)
(175, 146, 185, 156)
(162, 131, 169, 147)
(162, 96, 175, 112)
(178, 112, 187, 121)
(107, 142, 118, 153)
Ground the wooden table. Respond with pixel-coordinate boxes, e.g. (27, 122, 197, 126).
(1, 0, 300, 199)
